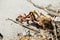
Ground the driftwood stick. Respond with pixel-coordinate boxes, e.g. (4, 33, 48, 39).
(6, 18, 40, 33)
(27, 0, 60, 17)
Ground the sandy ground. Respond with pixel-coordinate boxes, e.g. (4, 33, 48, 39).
(0, 0, 60, 40)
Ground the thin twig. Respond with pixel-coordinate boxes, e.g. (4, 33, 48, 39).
(27, 0, 60, 17)
(6, 18, 19, 24)
(6, 18, 40, 33)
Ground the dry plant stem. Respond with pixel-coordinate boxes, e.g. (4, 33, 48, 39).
(27, 0, 60, 17)
(6, 18, 40, 33)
